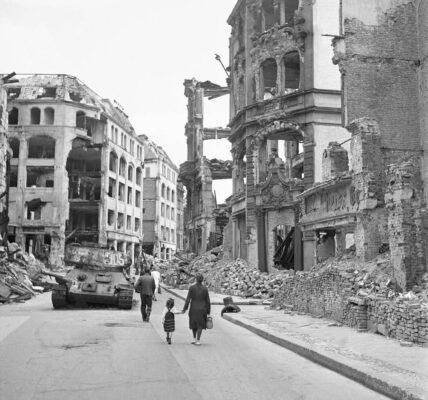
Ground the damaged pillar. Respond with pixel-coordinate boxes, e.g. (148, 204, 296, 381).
(385, 158, 427, 292)
(322, 142, 349, 181)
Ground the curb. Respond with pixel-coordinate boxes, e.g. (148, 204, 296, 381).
(222, 314, 423, 400)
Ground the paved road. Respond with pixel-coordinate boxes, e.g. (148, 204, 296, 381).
(0, 291, 389, 400)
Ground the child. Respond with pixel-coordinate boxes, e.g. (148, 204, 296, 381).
(162, 298, 182, 344)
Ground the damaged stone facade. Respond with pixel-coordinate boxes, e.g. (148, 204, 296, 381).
(140, 135, 181, 259)
(0, 78, 9, 241)
(179, 79, 231, 255)
(226, 0, 349, 271)
(5, 74, 145, 267)
(297, 0, 428, 292)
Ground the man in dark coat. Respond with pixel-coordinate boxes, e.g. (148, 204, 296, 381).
(134, 268, 156, 322)
(182, 273, 211, 345)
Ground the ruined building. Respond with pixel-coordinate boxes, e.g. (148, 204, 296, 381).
(140, 135, 181, 259)
(179, 79, 231, 255)
(5, 75, 145, 267)
(0, 76, 10, 242)
(226, 0, 349, 271)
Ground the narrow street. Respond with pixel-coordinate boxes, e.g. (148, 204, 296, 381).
(0, 292, 388, 400)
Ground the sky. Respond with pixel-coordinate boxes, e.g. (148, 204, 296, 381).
(0, 0, 233, 201)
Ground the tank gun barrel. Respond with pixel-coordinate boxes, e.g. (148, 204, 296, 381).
(42, 269, 70, 285)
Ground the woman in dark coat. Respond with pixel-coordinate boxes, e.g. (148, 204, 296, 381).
(182, 273, 211, 345)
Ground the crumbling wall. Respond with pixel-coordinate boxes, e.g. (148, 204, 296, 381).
(0, 83, 8, 241)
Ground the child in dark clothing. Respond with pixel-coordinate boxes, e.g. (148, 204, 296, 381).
(162, 298, 183, 344)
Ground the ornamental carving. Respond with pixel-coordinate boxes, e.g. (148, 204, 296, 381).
(258, 166, 294, 209)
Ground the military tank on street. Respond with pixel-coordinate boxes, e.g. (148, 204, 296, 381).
(44, 245, 134, 309)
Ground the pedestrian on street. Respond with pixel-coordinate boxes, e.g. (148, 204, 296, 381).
(134, 268, 156, 322)
(162, 298, 184, 345)
(182, 273, 211, 345)
(150, 265, 161, 301)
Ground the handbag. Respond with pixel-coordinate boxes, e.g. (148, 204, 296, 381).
(206, 315, 213, 329)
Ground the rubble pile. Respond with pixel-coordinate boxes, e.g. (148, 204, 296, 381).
(0, 243, 47, 303)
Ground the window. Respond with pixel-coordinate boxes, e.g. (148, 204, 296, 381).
(166, 205, 170, 219)
(145, 167, 150, 178)
(8, 107, 18, 125)
(124, 135, 127, 151)
(128, 165, 133, 181)
(171, 207, 175, 221)
(130, 140, 134, 155)
(171, 190, 175, 202)
(167, 169, 170, 180)
(117, 213, 124, 229)
(283, 51, 300, 91)
(127, 187, 132, 204)
(9, 138, 19, 158)
(135, 218, 140, 232)
(44, 108, 54, 125)
(171, 229, 175, 243)
(26, 166, 54, 187)
(108, 178, 116, 198)
(108, 210, 115, 226)
(76, 111, 85, 129)
(9, 166, 18, 187)
(115, 128, 118, 143)
(136, 168, 142, 185)
(30, 108, 41, 125)
(161, 202, 165, 217)
(261, 58, 278, 99)
(28, 135, 55, 158)
(109, 151, 118, 172)
(118, 183, 125, 201)
(262, 0, 275, 30)
(282, 0, 299, 26)
(26, 201, 42, 220)
(162, 164, 166, 176)
(119, 158, 126, 177)
(161, 226, 165, 241)
(127, 215, 131, 230)
(166, 228, 170, 242)
(161, 184, 166, 198)
(111, 126, 115, 142)
(135, 190, 141, 207)
(167, 187, 170, 201)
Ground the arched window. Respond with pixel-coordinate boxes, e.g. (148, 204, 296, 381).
(76, 111, 85, 129)
(28, 135, 55, 158)
(30, 108, 41, 125)
(261, 58, 277, 99)
(44, 108, 54, 125)
(9, 138, 20, 158)
(109, 151, 118, 172)
(262, 0, 275, 30)
(8, 107, 18, 125)
(136, 168, 142, 185)
(119, 157, 126, 177)
(128, 165, 133, 181)
(283, 51, 300, 91)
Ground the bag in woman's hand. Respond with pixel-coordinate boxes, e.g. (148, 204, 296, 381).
(206, 315, 213, 329)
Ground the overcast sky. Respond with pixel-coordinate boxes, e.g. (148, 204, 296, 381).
(1, 0, 233, 201)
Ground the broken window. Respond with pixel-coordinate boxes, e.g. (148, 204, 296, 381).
(261, 58, 278, 99)
(28, 135, 55, 158)
(282, 0, 298, 26)
(30, 108, 41, 125)
(26, 200, 42, 220)
(135, 190, 141, 207)
(119, 157, 126, 177)
(69, 91, 83, 102)
(108, 210, 115, 226)
(9, 138, 20, 158)
(127, 187, 132, 205)
(76, 111, 86, 129)
(7, 88, 21, 100)
(37, 87, 56, 99)
(117, 213, 124, 229)
(44, 108, 54, 125)
(127, 215, 131, 230)
(136, 168, 142, 186)
(108, 178, 116, 198)
(283, 51, 300, 91)
(262, 0, 275, 30)
(128, 165, 133, 181)
(8, 107, 18, 125)
(109, 151, 118, 172)
(26, 166, 54, 187)
(135, 218, 140, 232)
(118, 182, 125, 201)
(9, 165, 18, 187)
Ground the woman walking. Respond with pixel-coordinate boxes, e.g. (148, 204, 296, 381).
(182, 273, 211, 345)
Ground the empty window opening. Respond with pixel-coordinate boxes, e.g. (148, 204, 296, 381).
(69, 91, 83, 102)
(135, 190, 141, 207)
(28, 135, 55, 158)
(119, 158, 126, 177)
(76, 111, 86, 129)
(126, 215, 131, 230)
(283, 51, 300, 91)
(26, 166, 54, 188)
(26, 200, 43, 220)
(7, 88, 21, 100)
(108, 178, 116, 198)
(37, 87, 56, 99)
(108, 210, 115, 226)
(8, 107, 18, 125)
(109, 151, 118, 172)
(262, 0, 275, 30)
(316, 230, 336, 263)
(9, 138, 20, 158)
(128, 165, 133, 181)
(135, 218, 140, 232)
(282, 0, 298, 26)
(44, 108, 55, 125)
(118, 183, 125, 201)
(30, 108, 41, 125)
(262, 58, 278, 99)
(117, 213, 124, 229)
(9, 166, 18, 187)
(136, 168, 142, 185)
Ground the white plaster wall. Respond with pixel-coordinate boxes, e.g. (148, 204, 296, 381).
(313, 124, 351, 183)
(312, 0, 341, 90)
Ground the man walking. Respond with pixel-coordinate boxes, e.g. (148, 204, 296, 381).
(151, 266, 161, 301)
(134, 268, 156, 322)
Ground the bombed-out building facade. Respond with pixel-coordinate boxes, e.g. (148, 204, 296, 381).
(182, 0, 427, 292)
(5, 75, 145, 267)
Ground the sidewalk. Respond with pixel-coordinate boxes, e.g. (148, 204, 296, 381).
(162, 285, 428, 400)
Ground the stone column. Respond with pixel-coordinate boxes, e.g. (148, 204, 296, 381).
(302, 230, 316, 270)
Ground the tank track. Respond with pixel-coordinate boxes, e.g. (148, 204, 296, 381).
(52, 287, 67, 309)
(118, 290, 133, 309)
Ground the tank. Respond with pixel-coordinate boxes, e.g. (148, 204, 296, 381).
(43, 245, 134, 309)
